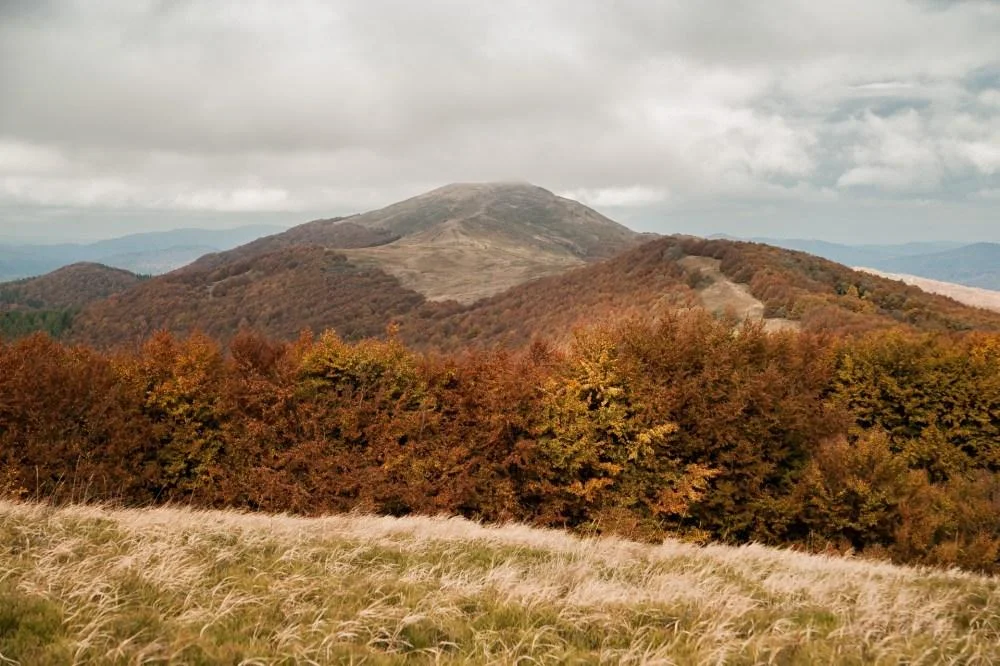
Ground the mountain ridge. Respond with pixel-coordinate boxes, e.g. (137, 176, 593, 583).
(176, 182, 645, 304)
(11, 184, 1000, 348)
(873, 242, 1000, 290)
(66, 181, 645, 345)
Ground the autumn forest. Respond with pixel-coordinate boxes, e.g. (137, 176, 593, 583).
(4, 309, 1000, 573)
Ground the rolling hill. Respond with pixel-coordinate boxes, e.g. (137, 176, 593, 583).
(191, 182, 644, 303)
(0, 262, 145, 341)
(69, 234, 1000, 351)
(70, 246, 434, 347)
(396, 236, 1000, 351)
(68, 183, 643, 346)
(0, 262, 143, 312)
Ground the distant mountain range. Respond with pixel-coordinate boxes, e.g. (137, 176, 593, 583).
(871, 243, 1000, 291)
(718, 236, 1000, 291)
(856, 268, 1000, 314)
(0, 225, 285, 280)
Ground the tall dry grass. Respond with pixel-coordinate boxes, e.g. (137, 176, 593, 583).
(2, 500, 999, 664)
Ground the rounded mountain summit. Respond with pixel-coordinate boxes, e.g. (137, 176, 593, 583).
(337, 182, 644, 303)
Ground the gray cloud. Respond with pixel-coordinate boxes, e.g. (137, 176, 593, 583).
(0, 0, 998, 242)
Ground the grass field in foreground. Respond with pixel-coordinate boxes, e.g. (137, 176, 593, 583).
(1, 501, 999, 665)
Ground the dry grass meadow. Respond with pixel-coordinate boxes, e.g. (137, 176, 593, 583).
(2, 501, 1000, 665)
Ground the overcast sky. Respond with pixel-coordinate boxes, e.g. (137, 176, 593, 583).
(1, 0, 999, 243)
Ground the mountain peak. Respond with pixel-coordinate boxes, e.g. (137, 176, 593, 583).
(423, 181, 552, 197)
(335, 181, 642, 302)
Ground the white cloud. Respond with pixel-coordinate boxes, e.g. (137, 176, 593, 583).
(981, 90, 1000, 107)
(169, 188, 295, 212)
(560, 186, 669, 208)
(956, 141, 1000, 174)
(851, 81, 917, 91)
(835, 111, 944, 191)
(0, 140, 68, 175)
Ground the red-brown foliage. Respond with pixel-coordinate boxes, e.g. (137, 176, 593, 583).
(5, 312, 1000, 572)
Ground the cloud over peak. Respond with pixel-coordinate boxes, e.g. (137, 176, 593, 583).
(1, 0, 998, 241)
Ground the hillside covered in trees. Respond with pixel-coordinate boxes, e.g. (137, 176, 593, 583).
(399, 236, 1000, 350)
(0, 263, 144, 339)
(70, 246, 436, 347)
(49, 235, 1000, 351)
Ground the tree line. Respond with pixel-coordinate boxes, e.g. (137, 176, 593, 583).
(2, 311, 1000, 571)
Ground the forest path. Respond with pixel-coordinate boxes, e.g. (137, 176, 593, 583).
(679, 255, 799, 333)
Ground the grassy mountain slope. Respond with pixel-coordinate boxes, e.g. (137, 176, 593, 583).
(190, 183, 642, 304)
(187, 219, 400, 271)
(400, 238, 697, 350)
(347, 182, 638, 258)
(341, 182, 643, 302)
(2, 501, 999, 665)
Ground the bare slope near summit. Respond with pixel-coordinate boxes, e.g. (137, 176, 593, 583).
(343, 182, 643, 302)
